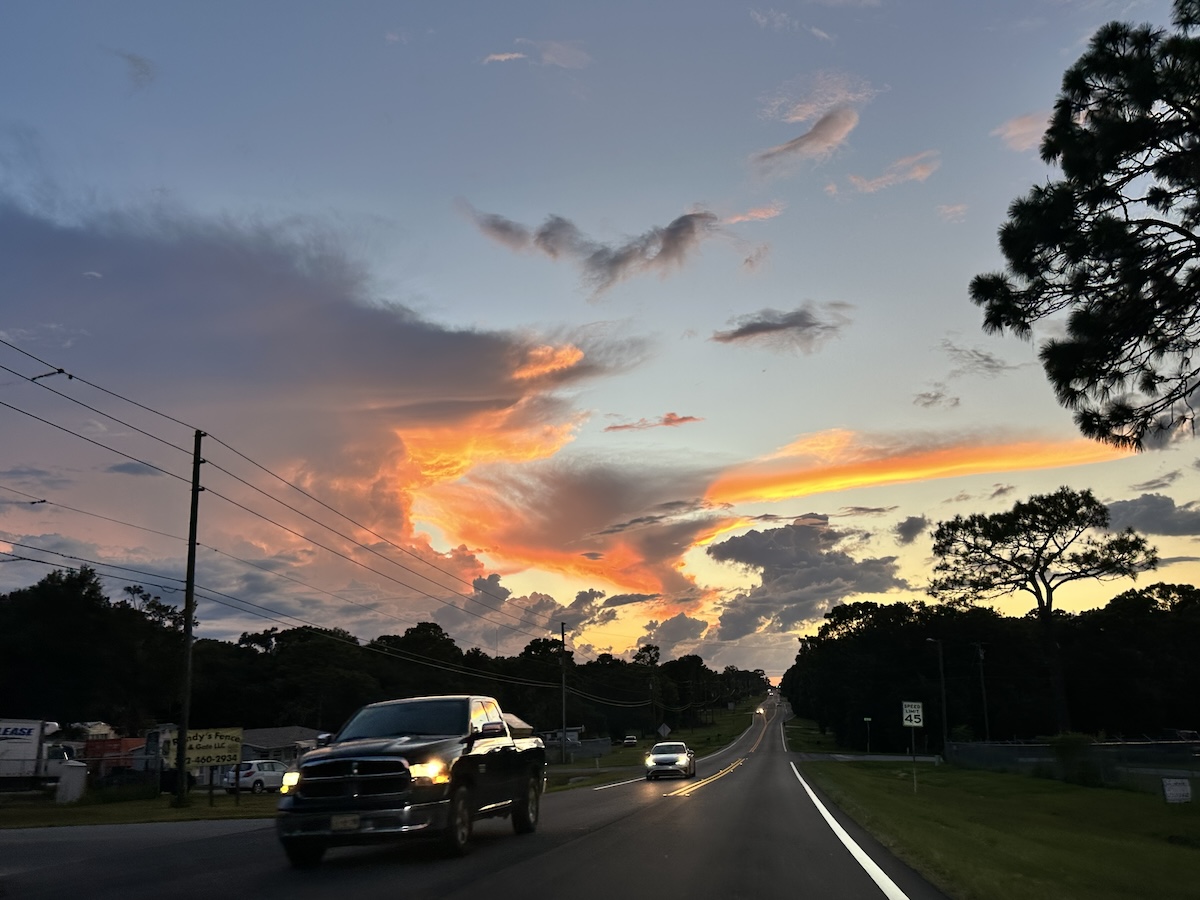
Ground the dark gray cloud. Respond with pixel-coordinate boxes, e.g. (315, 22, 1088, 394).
(106, 462, 164, 476)
(710, 302, 851, 353)
(835, 505, 896, 517)
(464, 203, 721, 296)
(893, 515, 929, 545)
(1130, 471, 1181, 492)
(643, 611, 708, 656)
(913, 384, 960, 409)
(707, 518, 908, 640)
(940, 339, 1020, 379)
(604, 592, 658, 608)
(1107, 493, 1200, 536)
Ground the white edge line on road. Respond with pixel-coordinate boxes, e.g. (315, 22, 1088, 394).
(789, 761, 911, 900)
(593, 776, 645, 791)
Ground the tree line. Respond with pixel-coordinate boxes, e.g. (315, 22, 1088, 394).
(779, 584, 1200, 753)
(0, 567, 769, 742)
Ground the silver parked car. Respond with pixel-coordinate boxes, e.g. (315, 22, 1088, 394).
(223, 759, 288, 793)
(644, 741, 696, 780)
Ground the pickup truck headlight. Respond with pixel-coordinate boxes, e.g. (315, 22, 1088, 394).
(280, 771, 300, 794)
(407, 760, 450, 785)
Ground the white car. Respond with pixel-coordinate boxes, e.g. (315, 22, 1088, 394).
(223, 759, 288, 794)
(644, 741, 697, 780)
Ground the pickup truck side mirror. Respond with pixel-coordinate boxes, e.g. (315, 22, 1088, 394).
(475, 721, 506, 739)
(316, 733, 332, 747)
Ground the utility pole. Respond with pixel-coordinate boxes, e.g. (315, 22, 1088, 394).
(926, 637, 948, 752)
(174, 430, 205, 807)
(972, 642, 991, 742)
(559, 622, 567, 764)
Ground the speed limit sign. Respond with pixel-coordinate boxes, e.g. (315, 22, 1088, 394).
(902, 701, 924, 728)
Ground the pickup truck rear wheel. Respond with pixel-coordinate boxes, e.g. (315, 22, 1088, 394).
(442, 785, 473, 856)
(512, 776, 540, 834)
(282, 838, 326, 869)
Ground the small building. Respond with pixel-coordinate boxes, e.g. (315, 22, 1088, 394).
(242, 726, 323, 766)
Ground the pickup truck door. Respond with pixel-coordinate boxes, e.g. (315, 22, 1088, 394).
(467, 699, 518, 810)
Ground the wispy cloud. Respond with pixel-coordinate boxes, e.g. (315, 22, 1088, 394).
(941, 338, 1020, 378)
(913, 383, 960, 409)
(760, 70, 878, 124)
(991, 112, 1049, 151)
(724, 202, 785, 224)
(711, 302, 852, 353)
(483, 52, 527, 64)
(462, 202, 722, 296)
(937, 204, 967, 223)
(848, 150, 940, 193)
(750, 9, 834, 41)
(107, 49, 155, 91)
(605, 413, 703, 432)
(514, 38, 592, 68)
(752, 107, 859, 175)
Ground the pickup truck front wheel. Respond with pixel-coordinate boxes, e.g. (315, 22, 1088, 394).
(282, 838, 326, 869)
(442, 785, 473, 856)
(512, 776, 540, 834)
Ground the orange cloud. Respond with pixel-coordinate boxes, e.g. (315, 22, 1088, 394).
(707, 429, 1130, 504)
(512, 344, 585, 380)
(401, 404, 582, 485)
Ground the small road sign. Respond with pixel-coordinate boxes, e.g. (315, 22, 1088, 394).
(902, 701, 924, 728)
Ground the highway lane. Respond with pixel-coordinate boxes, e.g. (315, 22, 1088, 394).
(0, 702, 947, 899)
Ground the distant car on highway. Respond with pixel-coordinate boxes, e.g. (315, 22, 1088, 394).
(223, 759, 287, 794)
(644, 741, 696, 780)
(623, 734, 638, 746)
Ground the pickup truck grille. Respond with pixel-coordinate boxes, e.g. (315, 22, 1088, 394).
(298, 757, 412, 799)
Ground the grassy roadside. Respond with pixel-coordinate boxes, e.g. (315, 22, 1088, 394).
(798, 755, 1200, 900)
(0, 789, 279, 828)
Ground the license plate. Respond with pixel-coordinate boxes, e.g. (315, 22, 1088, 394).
(330, 814, 360, 832)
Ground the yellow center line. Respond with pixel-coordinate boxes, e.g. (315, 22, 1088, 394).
(665, 757, 745, 797)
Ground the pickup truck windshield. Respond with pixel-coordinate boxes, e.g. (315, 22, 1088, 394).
(337, 698, 469, 741)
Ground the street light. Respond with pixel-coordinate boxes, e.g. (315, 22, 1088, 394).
(863, 717, 872, 754)
(926, 638, 948, 751)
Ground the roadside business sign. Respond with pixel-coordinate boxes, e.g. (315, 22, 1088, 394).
(184, 728, 243, 768)
(902, 701, 924, 728)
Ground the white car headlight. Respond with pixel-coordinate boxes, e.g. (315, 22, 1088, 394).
(676, 755, 688, 766)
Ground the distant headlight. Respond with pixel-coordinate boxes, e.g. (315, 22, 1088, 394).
(280, 771, 300, 794)
(408, 760, 450, 785)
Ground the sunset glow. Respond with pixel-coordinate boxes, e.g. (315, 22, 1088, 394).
(708, 432, 1130, 505)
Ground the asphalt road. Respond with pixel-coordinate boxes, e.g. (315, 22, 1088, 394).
(0, 704, 948, 900)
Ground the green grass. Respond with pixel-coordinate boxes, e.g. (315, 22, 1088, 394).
(0, 789, 279, 828)
(784, 718, 840, 753)
(800, 760, 1200, 900)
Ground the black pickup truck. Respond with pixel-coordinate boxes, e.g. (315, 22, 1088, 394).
(276, 695, 546, 867)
